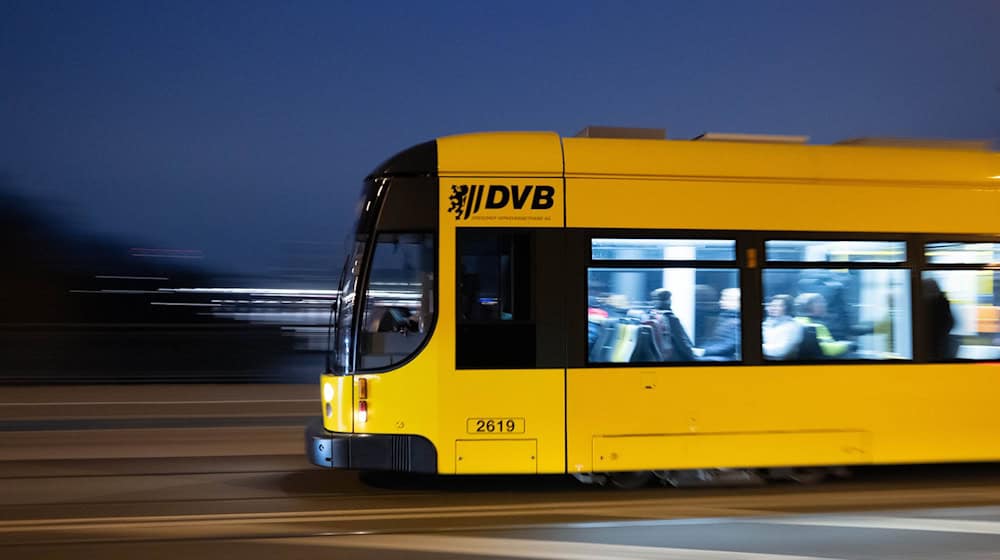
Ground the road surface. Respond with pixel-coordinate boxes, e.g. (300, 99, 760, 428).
(2, 384, 999, 559)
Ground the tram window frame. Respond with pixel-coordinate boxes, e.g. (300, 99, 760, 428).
(356, 232, 437, 372)
(584, 233, 745, 367)
(761, 236, 914, 363)
(455, 228, 566, 370)
(920, 237, 1000, 363)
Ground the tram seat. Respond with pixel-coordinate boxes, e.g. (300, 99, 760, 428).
(644, 318, 671, 361)
(631, 324, 663, 362)
(589, 319, 663, 363)
(797, 325, 823, 360)
(588, 319, 616, 362)
(610, 323, 639, 362)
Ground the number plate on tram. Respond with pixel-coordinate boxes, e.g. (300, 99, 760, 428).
(466, 418, 525, 434)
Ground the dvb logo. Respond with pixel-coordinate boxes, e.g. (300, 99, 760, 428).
(448, 184, 555, 220)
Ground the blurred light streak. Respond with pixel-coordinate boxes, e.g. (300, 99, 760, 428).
(70, 289, 160, 294)
(95, 275, 169, 281)
(129, 248, 204, 259)
(150, 302, 221, 307)
(161, 287, 338, 297)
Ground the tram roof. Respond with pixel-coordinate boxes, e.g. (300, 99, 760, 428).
(434, 131, 1000, 185)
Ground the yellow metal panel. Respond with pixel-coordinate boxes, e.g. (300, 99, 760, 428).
(818, 145, 997, 183)
(439, 369, 566, 474)
(593, 431, 871, 471)
(438, 132, 563, 177)
(440, 180, 563, 227)
(431, 207, 458, 473)
(566, 177, 1000, 234)
(350, 342, 441, 442)
(320, 374, 353, 433)
(565, 138, 818, 180)
(563, 137, 999, 184)
(567, 364, 1000, 473)
(456, 439, 538, 474)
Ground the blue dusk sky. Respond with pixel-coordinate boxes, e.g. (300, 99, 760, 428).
(2, 1, 998, 278)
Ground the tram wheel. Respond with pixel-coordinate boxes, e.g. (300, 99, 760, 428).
(787, 467, 828, 485)
(767, 467, 829, 485)
(608, 471, 653, 489)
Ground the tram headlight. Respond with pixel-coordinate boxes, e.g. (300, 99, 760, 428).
(323, 382, 334, 402)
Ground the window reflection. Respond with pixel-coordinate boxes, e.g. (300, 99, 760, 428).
(925, 243, 1000, 265)
(922, 270, 1000, 360)
(592, 239, 735, 261)
(762, 269, 912, 360)
(766, 240, 905, 263)
(456, 231, 536, 369)
(587, 268, 740, 363)
(458, 233, 530, 322)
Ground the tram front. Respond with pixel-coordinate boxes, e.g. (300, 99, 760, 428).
(306, 141, 440, 473)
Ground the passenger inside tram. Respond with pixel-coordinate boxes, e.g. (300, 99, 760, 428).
(587, 282, 744, 364)
(793, 292, 854, 358)
(649, 288, 696, 362)
(587, 267, 914, 363)
(692, 288, 742, 361)
(762, 294, 803, 360)
(587, 239, 999, 364)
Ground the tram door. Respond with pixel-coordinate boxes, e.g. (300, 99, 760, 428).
(442, 228, 567, 474)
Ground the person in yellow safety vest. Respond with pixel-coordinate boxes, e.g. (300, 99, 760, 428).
(793, 292, 854, 358)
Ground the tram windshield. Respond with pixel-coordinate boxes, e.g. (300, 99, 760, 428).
(332, 178, 435, 373)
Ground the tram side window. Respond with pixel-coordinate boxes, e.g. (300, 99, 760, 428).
(588, 237, 740, 364)
(923, 242, 1000, 361)
(457, 231, 534, 368)
(458, 232, 531, 322)
(761, 240, 912, 361)
(588, 264, 741, 364)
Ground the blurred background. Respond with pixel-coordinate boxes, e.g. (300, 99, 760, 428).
(1, 0, 998, 384)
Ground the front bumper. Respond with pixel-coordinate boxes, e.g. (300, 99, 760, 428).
(305, 418, 437, 473)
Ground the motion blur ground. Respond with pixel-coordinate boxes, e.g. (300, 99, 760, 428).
(2, 439, 1000, 559)
(2, 382, 999, 558)
(0, 384, 312, 460)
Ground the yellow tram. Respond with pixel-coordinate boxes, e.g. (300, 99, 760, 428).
(306, 128, 1000, 486)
